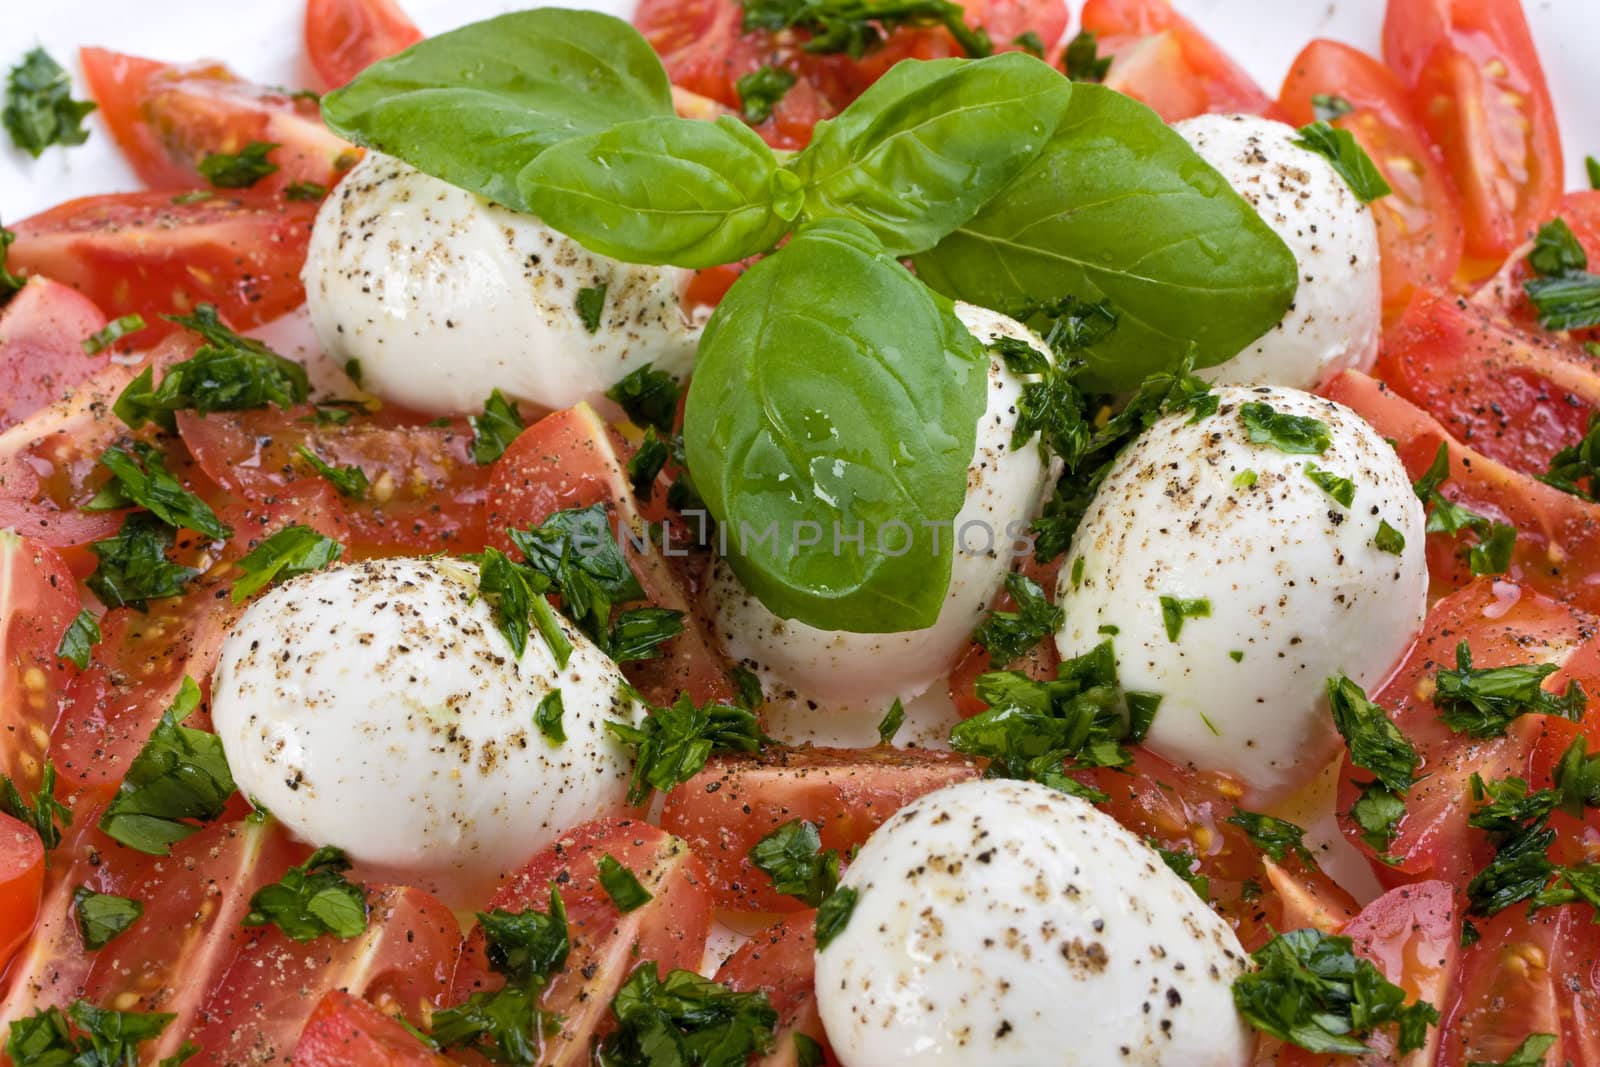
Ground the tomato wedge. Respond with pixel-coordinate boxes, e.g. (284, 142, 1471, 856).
(447, 818, 712, 1064)
(0, 814, 44, 978)
(304, 0, 424, 89)
(714, 912, 836, 1066)
(0, 533, 77, 791)
(9, 191, 318, 338)
(1082, 0, 1273, 121)
(189, 885, 460, 1064)
(79, 47, 357, 195)
(660, 746, 980, 912)
(1278, 40, 1464, 323)
(0, 278, 108, 435)
(294, 991, 454, 1067)
(1383, 0, 1563, 273)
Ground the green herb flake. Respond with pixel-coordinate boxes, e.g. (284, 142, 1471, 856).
(1373, 519, 1406, 555)
(973, 571, 1064, 666)
(0, 221, 23, 304)
(3, 48, 96, 157)
(731, 666, 764, 712)
(470, 389, 526, 465)
(1349, 779, 1406, 857)
(596, 853, 654, 913)
(627, 427, 671, 500)
(88, 442, 233, 540)
(81, 314, 146, 355)
(598, 963, 778, 1065)
(1304, 462, 1355, 508)
(1328, 675, 1418, 793)
(4, 1001, 182, 1067)
(1541, 410, 1600, 501)
(1227, 807, 1316, 867)
(1063, 31, 1110, 82)
(1012, 30, 1045, 58)
(72, 887, 143, 951)
(232, 525, 345, 602)
(740, 0, 991, 58)
(605, 363, 681, 434)
(1233, 469, 1258, 488)
(1229, 650, 1244, 663)
(607, 694, 767, 805)
(55, 609, 101, 670)
(1552, 736, 1600, 818)
(813, 885, 858, 950)
(736, 65, 797, 124)
(1150, 840, 1209, 901)
(243, 845, 368, 942)
(1311, 93, 1354, 121)
(284, 180, 328, 202)
(469, 546, 572, 668)
(535, 689, 566, 745)
(296, 445, 369, 499)
(1239, 402, 1331, 455)
(1293, 121, 1392, 203)
(749, 820, 841, 907)
(794, 1033, 826, 1067)
(576, 284, 607, 334)
(197, 141, 280, 189)
(1467, 1033, 1557, 1067)
(1434, 641, 1585, 738)
(87, 513, 200, 610)
(876, 698, 905, 745)
(1523, 218, 1600, 332)
(1159, 595, 1210, 642)
(0, 762, 71, 850)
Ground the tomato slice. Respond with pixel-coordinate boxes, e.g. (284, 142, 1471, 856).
(0, 278, 108, 435)
(659, 746, 980, 912)
(1474, 189, 1600, 343)
(1278, 40, 1464, 323)
(714, 912, 837, 1066)
(1378, 289, 1599, 479)
(0, 533, 77, 791)
(79, 47, 357, 196)
(1330, 577, 1591, 887)
(1082, 0, 1273, 121)
(304, 0, 424, 89)
(188, 884, 460, 1064)
(176, 405, 489, 555)
(0, 814, 44, 978)
(9, 191, 318, 339)
(447, 817, 713, 1065)
(294, 991, 455, 1067)
(1326, 369, 1600, 613)
(487, 404, 732, 704)
(1382, 0, 1563, 274)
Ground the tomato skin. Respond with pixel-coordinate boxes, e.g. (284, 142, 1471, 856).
(188, 885, 461, 1064)
(0, 814, 44, 977)
(659, 746, 981, 912)
(1383, 0, 1563, 273)
(714, 913, 837, 1066)
(294, 991, 454, 1067)
(1082, 0, 1273, 121)
(9, 191, 318, 338)
(1278, 40, 1464, 323)
(79, 47, 357, 196)
(0, 533, 77, 791)
(448, 817, 713, 1066)
(0, 279, 108, 435)
(305, 0, 425, 89)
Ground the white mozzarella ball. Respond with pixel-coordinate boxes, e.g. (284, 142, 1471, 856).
(1176, 114, 1381, 390)
(1055, 386, 1427, 795)
(209, 557, 643, 889)
(302, 153, 700, 417)
(815, 778, 1253, 1067)
(705, 304, 1055, 711)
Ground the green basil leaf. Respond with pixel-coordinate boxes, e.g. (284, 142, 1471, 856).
(520, 115, 796, 268)
(683, 219, 988, 631)
(322, 9, 674, 212)
(793, 54, 1072, 257)
(72, 887, 143, 950)
(914, 83, 1298, 390)
(1293, 121, 1391, 204)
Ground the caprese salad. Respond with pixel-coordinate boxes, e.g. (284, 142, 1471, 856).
(0, 0, 1597, 1063)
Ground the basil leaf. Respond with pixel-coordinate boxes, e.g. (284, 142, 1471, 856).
(915, 83, 1298, 390)
(232, 525, 345, 602)
(737, 65, 797, 124)
(1293, 121, 1391, 204)
(576, 284, 607, 333)
(55, 609, 101, 670)
(749, 819, 840, 906)
(242, 845, 369, 942)
(793, 54, 1072, 257)
(197, 141, 280, 189)
(3, 48, 95, 158)
(72, 887, 143, 950)
(89, 442, 233, 541)
(600, 964, 778, 1065)
(322, 9, 674, 212)
(684, 220, 988, 631)
(535, 690, 565, 745)
(470, 389, 525, 465)
(87, 513, 200, 610)
(606, 363, 681, 433)
(813, 885, 858, 950)
(0, 762, 71, 850)
(596, 854, 653, 913)
(521, 115, 797, 268)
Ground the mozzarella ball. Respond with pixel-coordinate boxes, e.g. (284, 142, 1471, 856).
(1176, 114, 1381, 390)
(1055, 386, 1427, 795)
(815, 779, 1253, 1067)
(303, 153, 700, 416)
(705, 304, 1055, 711)
(210, 557, 643, 888)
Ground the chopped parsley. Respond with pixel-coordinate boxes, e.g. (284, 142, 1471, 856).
(597, 854, 653, 913)
(597, 963, 778, 1065)
(1063, 31, 1110, 82)
(97, 677, 237, 855)
(0, 762, 71, 850)
(88, 442, 233, 540)
(627, 427, 671, 499)
(72, 887, 143, 951)
(972, 571, 1063, 666)
(1011, 30, 1045, 58)
(284, 180, 327, 201)
(606, 363, 682, 434)
(1349, 779, 1407, 858)
(4, 1002, 185, 1067)
(876, 697, 904, 745)
(1159, 596, 1210, 642)
(731, 667, 764, 712)
(1373, 519, 1406, 555)
(1239, 402, 1331, 454)
(1293, 121, 1392, 203)
(1233, 469, 1258, 488)
(576, 284, 608, 334)
(470, 546, 573, 667)
(1327, 675, 1418, 793)
(1150, 840, 1209, 901)
(794, 1033, 826, 1067)
(749, 820, 841, 907)
(605, 607, 686, 663)
(1304, 462, 1355, 508)
(1433, 642, 1584, 738)
(243, 845, 368, 941)
(1553, 735, 1600, 817)
(3, 48, 95, 157)
(1312, 93, 1354, 121)
(55, 609, 101, 670)
(87, 513, 200, 610)
(81, 314, 146, 355)
(197, 141, 280, 188)
(231, 525, 344, 602)
(738, 0, 991, 58)
(1227, 808, 1315, 867)
(1412, 442, 1518, 576)
(813, 885, 858, 950)
(296, 445, 369, 499)
(470, 388, 525, 465)
(1522, 218, 1600, 331)
(1464, 788, 1556, 916)
(534, 690, 566, 745)
(0, 221, 23, 305)
(1540, 409, 1600, 501)
(607, 694, 768, 805)
(1468, 1034, 1557, 1067)
(1232, 928, 1438, 1055)
(735, 65, 797, 124)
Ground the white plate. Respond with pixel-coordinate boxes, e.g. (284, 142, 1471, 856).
(1, 0, 1596, 217)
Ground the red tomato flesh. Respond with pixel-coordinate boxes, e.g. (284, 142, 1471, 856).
(0, 533, 78, 790)
(0, 278, 108, 434)
(304, 0, 425, 89)
(714, 912, 837, 1066)
(1082, 0, 1274, 121)
(294, 991, 455, 1067)
(0, 814, 44, 979)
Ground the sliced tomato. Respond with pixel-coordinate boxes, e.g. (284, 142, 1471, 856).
(1330, 577, 1592, 887)
(0, 814, 44, 976)
(9, 191, 318, 339)
(188, 884, 460, 1064)
(304, 0, 424, 89)
(714, 912, 836, 1066)
(659, 746, 981, 912)
(1079, 748, 1358, 952)
(1082, 0, 1273, 121)
(447, 817, 713, 1065)
(0, 278, 109, 434)
(1474, 189, 1600, 342)
(0, 533, 77, 791)
(1278, 40, 1464, 323)
(79, 47, 357, 196)
(1383, 0, 1563, 274)
(487, 404, 732, 704)
(294, 991, 454, 1067)
(1326, 369, 1600, 613)
(1377, 289, 1600, 478)
(176, 404, 488, 555)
